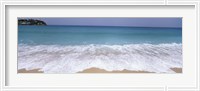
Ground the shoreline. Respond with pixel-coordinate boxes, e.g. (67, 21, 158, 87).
(18, 67, 182, 73)
(78, 67, 153, 73)
(18, 68, 43, 73)
(170, 68, 182, 73)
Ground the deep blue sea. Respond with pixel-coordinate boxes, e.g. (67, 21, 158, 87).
(18, 25, 182, 73)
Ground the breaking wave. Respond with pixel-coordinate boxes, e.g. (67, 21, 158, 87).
(18, 43, 182, 73)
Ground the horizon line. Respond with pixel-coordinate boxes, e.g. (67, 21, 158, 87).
(41, 25, 182, 28)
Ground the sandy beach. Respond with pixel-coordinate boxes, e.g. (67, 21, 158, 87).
(78, 67, 153, 73)
(18, 68, 43, 73)
(170, 68, 182, 73)
(18, 67, 182, 73)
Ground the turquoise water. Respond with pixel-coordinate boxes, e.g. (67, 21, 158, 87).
(18, 26, 182, 45)
(18, 25, 182, 73)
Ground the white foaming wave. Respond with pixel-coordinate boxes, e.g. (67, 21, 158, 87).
(18, 43, 182, 73)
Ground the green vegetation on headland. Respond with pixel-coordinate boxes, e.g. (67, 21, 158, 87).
(18, 19, 47, 25)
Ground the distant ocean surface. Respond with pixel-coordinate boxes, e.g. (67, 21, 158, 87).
(18, 25, 182, 73)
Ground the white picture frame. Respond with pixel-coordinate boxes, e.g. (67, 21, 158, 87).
(0, 0, 199, 91)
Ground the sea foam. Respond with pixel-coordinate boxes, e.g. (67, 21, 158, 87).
(18, 43, 182, 73)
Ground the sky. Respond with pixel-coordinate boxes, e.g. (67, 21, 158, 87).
(20, 18, 182, 28)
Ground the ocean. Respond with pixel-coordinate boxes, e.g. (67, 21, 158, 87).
(18, 25, 182, 73)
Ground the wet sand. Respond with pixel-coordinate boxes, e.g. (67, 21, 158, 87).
(78, 67, 153, 73)
(18, 68, 43, 73)
(170, 68, 182, 73)
(18, 67, 182, 73)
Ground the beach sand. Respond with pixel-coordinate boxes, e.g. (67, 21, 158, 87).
(18, 67, 182, 73)
(78, 67, 153, 73)
(170, 68, 182, 73)
(18, 68, 43, 73)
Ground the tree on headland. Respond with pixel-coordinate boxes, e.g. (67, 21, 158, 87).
(18, 19, 47, 25)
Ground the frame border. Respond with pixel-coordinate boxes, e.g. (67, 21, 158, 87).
(0, 0, 199, 91)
